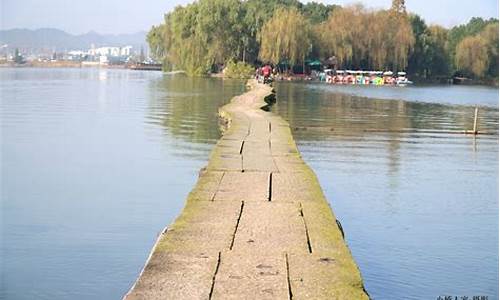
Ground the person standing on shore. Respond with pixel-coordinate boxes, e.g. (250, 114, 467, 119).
(262, 64, 272, 83)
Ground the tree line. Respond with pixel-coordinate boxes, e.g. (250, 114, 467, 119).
(147, 0, 498, 80)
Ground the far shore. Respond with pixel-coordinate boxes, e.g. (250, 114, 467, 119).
(2, 63, 497, 87)
(0, 61, 126, 69)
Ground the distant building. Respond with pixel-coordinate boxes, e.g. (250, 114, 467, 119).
(99, 55, 109, 65)
(68, 50, 86, 56)
(88, 46, 132, 57)
(66, 50, 86, 61)
(85, 46, 133, 64)
(120, 46, 132, 56)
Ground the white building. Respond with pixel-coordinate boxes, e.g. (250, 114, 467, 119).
(88, 46, 133, 57)
(66, 50, 86, 60)
(88, 47, 118, 57)
(120, 46, 132, 56)
(68, 50, 86, 56)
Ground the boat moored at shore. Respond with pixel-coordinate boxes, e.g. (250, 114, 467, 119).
(321, 69, 413, 86)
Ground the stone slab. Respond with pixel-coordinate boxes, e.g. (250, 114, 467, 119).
(288, 253, 368, 300)
(213, 171, 270, 202)
(211, 251, 289, 300)
(125, 252, 217, 300)
(231, 201, 308, 254)
(189, 171, 224, 201)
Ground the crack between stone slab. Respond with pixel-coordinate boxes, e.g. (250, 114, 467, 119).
(285, 253, 293, 300)
(240, 140, 245, 172)
(239, 141, 245, 155)
(268, 172, 273, 202)
(299, 203, 313, 253)
(229, 201, 244, 250)
(210, 172, 226, 201)
(241, 118, 251, 173)
(208, 251, 221, 300)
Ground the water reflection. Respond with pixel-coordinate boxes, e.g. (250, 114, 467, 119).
(275, 82, 498, 134)
(146, 75, 245, 145)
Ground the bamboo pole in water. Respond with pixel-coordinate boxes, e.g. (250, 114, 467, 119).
(472, 106, 479, 135)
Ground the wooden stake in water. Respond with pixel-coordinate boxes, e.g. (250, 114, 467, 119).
(473, 107, 479, 134)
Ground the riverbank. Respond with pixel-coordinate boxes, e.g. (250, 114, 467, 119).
(124, 79, 368, 299)
(210, 71, 499, 87)
(2, 63, 497, 87)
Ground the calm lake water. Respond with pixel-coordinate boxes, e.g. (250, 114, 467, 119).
(273, 81, 499, 300)
(1, 68, 245, 300)
(1, 68, 498, 300)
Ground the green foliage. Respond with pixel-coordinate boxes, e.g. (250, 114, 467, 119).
(302, 2, 339, 24)
(407, 14, 427, 75)
(448, 17, 497, 52)
(146, 25, 166, 61)
(455, 22, 499, 78)
(146, 0, 498, 80)
(408, 15, 449, 77)
(408, 15, 498, 79)
(448, 17, 498, 71)
(148, 0, 337, 75)
(481, 23, 499, 77)
(223, 60, 255, 78)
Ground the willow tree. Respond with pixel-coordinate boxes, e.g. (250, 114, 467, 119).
(455, 36, 489, 77)
(316, 4, 414, 71)
(391, 19, 415, 70)
(364, 10, 389, 69)
(166, 3, 213, 74)
(480, 22, 499, 77)
(160, 0, 244, 74)
(259, 7, 312, 68)
(455, 22, 498, 78)
(448, 17, 498, 65)
(146, 24, 167, 61)
(386, 0, 415, 71)
(195, 0, 244, 67)
(315, 6, 357, 68)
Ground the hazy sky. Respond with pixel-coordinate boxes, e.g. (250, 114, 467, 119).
(1, 0, 498, 34)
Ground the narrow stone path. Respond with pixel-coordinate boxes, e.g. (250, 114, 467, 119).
(124, 80, 369, 300)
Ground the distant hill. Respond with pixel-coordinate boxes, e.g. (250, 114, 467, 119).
(0, 28, 147, 52)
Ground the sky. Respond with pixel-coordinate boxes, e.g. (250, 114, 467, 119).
(1, 0, 498, 35)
